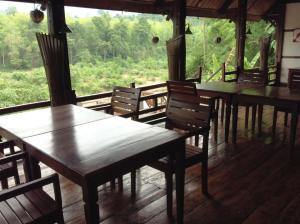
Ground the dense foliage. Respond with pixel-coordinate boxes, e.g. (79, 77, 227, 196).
(0, 7, 275, 108)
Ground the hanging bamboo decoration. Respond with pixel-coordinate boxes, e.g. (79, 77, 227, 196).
(36, 33, 67, 106)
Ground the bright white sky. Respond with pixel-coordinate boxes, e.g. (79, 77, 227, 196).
(0, 1, 133, 17)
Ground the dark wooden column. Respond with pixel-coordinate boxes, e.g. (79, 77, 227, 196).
(235, 0, 247, 74)
(274, 3, 286, 86)
(172, 0, 186, 81)
(47, 0, 75, 105)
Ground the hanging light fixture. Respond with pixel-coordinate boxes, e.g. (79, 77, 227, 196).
(59, 23, 72, 34)
(152, 35, 159, 44)
(185, 24, 193, 35)
(30, 1, 47, 24)
(246, 27, 252, 35)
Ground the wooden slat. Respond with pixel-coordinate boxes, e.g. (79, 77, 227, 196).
(6, 197, 33, 223)
(16, 194, 42, 220)
(0, 201, 22, 224)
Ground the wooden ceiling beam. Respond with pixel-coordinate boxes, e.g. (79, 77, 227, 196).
(218, 0, 235, 13)
(1, 0, 264, 20)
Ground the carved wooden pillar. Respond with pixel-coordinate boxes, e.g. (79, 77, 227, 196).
(259, 36, 271, 85)
(171, 0, 186, 81)
(235, 0, 247, 75)
(274, 3, 286, 86)
(47, 0, 75, 106)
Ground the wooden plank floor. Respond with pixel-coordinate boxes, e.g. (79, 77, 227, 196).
(4, 106, 300, 224)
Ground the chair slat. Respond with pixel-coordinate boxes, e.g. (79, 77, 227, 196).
(16, 194, 42, 220)
(6, 198, 33, 223)
(0, 202, 22, 224)
(111, 86, 141, 118)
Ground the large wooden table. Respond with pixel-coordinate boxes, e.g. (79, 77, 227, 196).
(196, 82, 253, 143)
(0, 105, 186, 224)
(196, 82, 300, 153)
(232, 86, 300, 152)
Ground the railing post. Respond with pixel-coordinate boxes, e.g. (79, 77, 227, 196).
(221, 63, 226, 82)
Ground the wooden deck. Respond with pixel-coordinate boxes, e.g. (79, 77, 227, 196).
(6, 106, 300, 224)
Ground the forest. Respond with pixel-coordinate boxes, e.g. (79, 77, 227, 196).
(0, 6, 275, 108)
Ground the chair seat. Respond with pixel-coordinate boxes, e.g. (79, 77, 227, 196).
(149, 144, 204, 171)
(0, 189, 59, 224)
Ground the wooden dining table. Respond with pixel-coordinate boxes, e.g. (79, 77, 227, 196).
(196, 82, 255, 143)
(0, 104, 186, 224)
(232, 86, 300, 153)
(196, 82, 300, 154)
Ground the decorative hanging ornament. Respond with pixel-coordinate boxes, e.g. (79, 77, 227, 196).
(30, 8, 44, 23)
(152, 36, 159, 44)
(30, 2, 46, 24)
(215, 37, 222, 44)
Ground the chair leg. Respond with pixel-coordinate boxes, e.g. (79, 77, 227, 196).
(258, 105, 263, 134)
(110, 179, 116, 191)
(284, 112, 289, 127)
(202, 132, 209, 196)
(272, 108, 278, 136)
(165, 172, 173, 218)
(1, 179, 8, 189)
(118, 176, 123, 191)
(221, 99, 225, 123)
(245, 106, 249, 129)
(201, 160, 208, 196)
(14, 173, 20, 185)
(131, 171, 136, 201)
(252, 105, 257, 132)
(213, 113, 218, 141)
(57, 212, 65, 224)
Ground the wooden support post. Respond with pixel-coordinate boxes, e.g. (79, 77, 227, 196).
(47, 0, 75, 105)
(259, 36, 271, 85)
(274, 3, 286, 86)
(171, 0, 186, 81)
(235, 0, 247, 75)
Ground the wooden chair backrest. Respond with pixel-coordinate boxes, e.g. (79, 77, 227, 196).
(238, 70, 267, 86)
(165, 81, 212, 133)
(288, 69, 300, 89)
(111, 86, 141, 119)
(167, 80, 197, 96)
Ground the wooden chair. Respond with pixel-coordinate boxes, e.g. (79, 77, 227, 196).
(107, 86, 142, 190)
(222, 63, 266, 131)
(131, 81, 213, 217)
(108, 86, 141, 120)
(272, 69, 300, 134)
(167, 80, 219, 140)
(0, 151, 64, 224)
(0, 141, 20, 189)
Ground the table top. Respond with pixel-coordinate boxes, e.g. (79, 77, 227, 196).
(0, 104, 110, 139)
(196, 81, 262, 94)
(238, 86, 300, 102)
(24, 116, 184, 185)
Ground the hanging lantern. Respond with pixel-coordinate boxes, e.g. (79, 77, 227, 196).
(152, 36, 159, 44)
(185, 24, 193, 35)
(30, 8, 44, 23)
(30, 1, 47, 24)
(215, 37, 222, 44)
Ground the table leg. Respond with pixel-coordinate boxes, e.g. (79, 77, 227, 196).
(83, 183, 99, 224)
(224, 97, 232, 143)
(175, 140, 185, 224)
(289, 104, 299, 155)
(29, 155, 41, 180)
(232, 96, 239, 144)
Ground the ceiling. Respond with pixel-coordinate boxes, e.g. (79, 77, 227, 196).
(4, 0, 289, 20)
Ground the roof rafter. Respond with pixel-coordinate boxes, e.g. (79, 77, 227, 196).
(218, 0, 235, 13)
